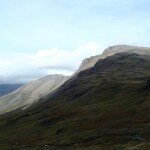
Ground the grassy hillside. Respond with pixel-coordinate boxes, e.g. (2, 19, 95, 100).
(0, 53, 149, 150)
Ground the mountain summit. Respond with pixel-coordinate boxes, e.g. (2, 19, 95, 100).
(77, 45, 150, 73)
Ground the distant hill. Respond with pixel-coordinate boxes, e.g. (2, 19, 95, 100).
(0, 74, 69, 114)
(0, 84, 23, 97)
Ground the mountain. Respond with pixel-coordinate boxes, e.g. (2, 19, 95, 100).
(0, 45, 149, 115)
(0, 84, 23, 96)
(0, 51, 149, 149)
(0, 74, 69, 114)
(76, 45, 150, 73)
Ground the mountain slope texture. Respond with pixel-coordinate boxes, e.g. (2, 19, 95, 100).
(0, 45, 149, 149)
(0, 75, 69, 114)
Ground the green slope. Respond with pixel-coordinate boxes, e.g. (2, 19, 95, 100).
(0, 53, 150, 150)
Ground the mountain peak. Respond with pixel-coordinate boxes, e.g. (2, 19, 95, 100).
(76, 45, 150, 73)
(103, 45, 150, 56)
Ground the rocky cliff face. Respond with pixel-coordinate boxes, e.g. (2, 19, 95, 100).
(0, 74, 69, 114)
(76, 45, 150, 73)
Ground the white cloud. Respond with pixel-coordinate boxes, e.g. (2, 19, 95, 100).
(0, 42, 103, 83)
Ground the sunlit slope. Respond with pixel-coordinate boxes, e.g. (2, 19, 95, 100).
(0, 75, 69, 114)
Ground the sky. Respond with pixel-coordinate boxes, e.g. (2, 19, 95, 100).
(0, 0, 150, 83)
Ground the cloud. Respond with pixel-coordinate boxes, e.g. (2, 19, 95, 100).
(0, 42, 103, 83)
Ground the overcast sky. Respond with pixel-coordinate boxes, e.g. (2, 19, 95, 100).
(0, 0, 150, 83)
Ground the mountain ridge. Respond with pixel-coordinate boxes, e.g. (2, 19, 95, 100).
(0, 74, 69, 114)
(76, 45, 150, 73)
(0, 45, 150, 115)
